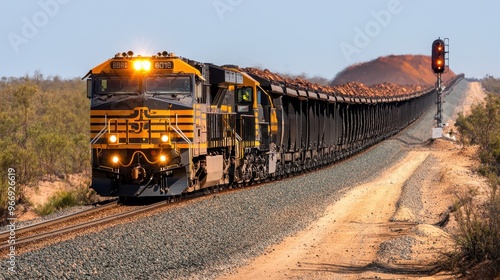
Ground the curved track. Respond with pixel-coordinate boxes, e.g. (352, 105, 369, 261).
(0, 201, 171, 252)
(0, 201, 117, 240)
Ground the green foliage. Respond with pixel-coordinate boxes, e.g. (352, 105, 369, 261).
(455, 93, 500, 174)
(446, 180, 500, 276)
(33, 184, 99, 216)
(74, 183, 100, 205)
(482, 75, 500, 94)
(0, 181, 11, 221)
(34, 190, 79, 216)
(0, 74, 90, 218)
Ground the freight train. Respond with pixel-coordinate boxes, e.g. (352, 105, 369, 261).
(84, 50, 459, 198)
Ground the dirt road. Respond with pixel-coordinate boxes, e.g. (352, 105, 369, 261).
(219, 81, 487, 279)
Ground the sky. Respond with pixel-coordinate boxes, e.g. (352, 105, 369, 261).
(0, 0, 498, 80)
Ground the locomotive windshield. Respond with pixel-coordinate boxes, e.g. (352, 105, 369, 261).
(94, 77, 139, 95)
(92, 75, 193, 98)
(146, 75, 192, 95)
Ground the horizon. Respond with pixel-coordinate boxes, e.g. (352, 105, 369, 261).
(0, 53, 461, 84)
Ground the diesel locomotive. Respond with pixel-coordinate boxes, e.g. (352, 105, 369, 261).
(84, 51, 449, 198)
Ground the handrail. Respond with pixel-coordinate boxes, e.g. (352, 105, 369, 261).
(170, 114, 192, 145)
(234, 131, 242, 142)
(90, 114, 107, 144)
(169, 113, 192, 177)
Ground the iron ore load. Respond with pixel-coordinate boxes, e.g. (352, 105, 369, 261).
(84, 51, 460, 198)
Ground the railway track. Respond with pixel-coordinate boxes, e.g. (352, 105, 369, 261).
(0, 173, 311, 255)
(0, 200, 169, 252)
(0, 201, 117, 239)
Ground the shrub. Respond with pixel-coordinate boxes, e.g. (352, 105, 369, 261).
(32, 182, 99, 216)
(0, 181, 10, 223)
(34, 190, 78, 216)
(456, 93, 500, 174)
(74, 184, 100, 205)
(445, 174, 500, 276)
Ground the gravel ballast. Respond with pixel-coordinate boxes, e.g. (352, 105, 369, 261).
(1, 80, 470, 280)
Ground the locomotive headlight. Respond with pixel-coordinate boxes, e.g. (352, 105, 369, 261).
(112, 156, 119, 164)
(160, 155, 167, 162)
(133, 60, 151, 71)
(133, 60, 142, 71)
(109, 134, 118, 144)
(161, 134, 169, 143)
(142, 60, 151, 71)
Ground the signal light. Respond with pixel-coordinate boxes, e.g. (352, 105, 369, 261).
(112, 156, 119, 164)
(431, 39, 446, 74)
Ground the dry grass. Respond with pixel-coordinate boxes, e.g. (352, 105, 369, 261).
(445, 176, 500, 277)
(33, 184, 99, 216)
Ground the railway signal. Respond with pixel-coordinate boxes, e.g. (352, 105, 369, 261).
(431, 37, 449, 139)
(431, 39, 446, 73)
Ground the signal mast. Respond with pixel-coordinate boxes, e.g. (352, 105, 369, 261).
(431, 37, 449, 139)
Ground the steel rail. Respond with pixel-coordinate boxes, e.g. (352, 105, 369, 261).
(0, 201, 166, 251)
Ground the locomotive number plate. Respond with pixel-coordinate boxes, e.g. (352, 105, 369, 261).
(154, 61, 174, 69)
(110, 61, 129, 69)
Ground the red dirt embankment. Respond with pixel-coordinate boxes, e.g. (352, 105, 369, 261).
(332, 54, 456, 86)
